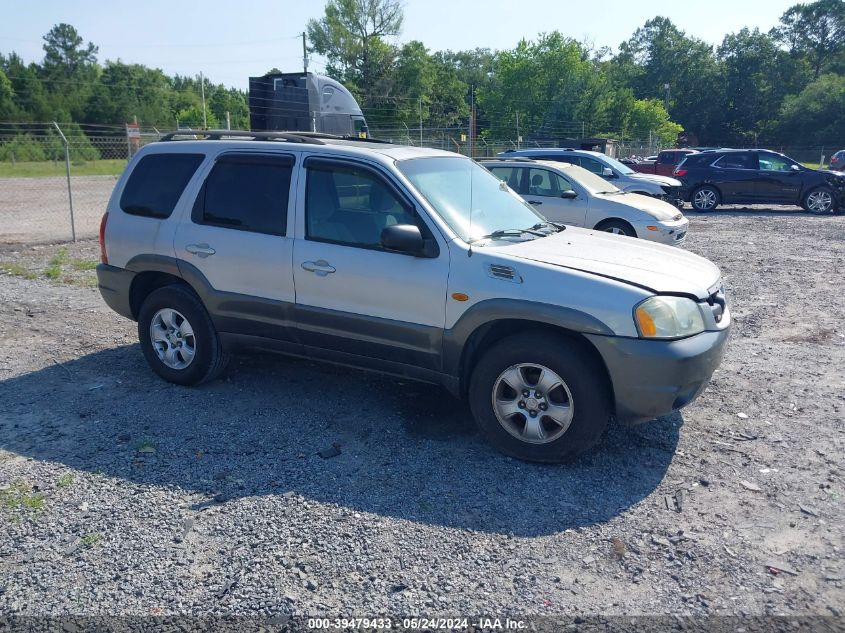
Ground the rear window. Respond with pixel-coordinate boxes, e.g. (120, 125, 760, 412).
(192, 154, 293, 236)
(120, 153, 204, 218)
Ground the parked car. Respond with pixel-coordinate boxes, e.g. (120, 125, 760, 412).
(480, 158, 688, 245)
(498, 148, 684, 208)
(674, 149, 845, 213)
(830, 150, 845, 172)
(97, 130, 730, 463)
(632, 149, 698, 177)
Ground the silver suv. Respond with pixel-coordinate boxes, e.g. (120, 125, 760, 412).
(97, 130, 730, 462)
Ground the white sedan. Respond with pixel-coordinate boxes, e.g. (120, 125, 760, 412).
(482, 159, 689, 245)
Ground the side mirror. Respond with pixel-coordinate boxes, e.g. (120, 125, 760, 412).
(789, 164, 801, 172)
(381, 224, 425, 256)
(561, 190, 578, 199)
(602, 167, 615, 178)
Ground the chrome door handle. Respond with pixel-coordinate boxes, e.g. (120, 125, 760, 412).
(301, 260, 336, 276)
(528, 200, 542, 206)
(185, 243, 216, 258)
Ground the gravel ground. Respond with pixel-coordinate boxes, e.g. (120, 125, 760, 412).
(0, 208, 843, 624)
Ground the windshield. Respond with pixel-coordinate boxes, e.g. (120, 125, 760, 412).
(397, 157, 544, 242)
(560, 163, 622, 194)
(600, 155, 635, 175)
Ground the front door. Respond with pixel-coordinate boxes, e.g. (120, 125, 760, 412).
(173, 152, 298, 340)
(518, 167, 588, 226)
(754, 151, 803, 204)
(292, 158, 449, 371)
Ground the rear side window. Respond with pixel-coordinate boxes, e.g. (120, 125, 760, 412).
(120, 153, 204, 218)
(714, 153, 755, 170)
(193, 154, 293, 236)
(658, 152, 674, 164)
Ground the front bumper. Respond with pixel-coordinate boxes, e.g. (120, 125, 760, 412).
(637, 218, 689, 246)
(585, 325, 730, 425)
(96, 264, 136, 320)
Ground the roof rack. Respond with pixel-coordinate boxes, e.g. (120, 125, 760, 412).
(158, 129, 393, 145)
(475, 157, 535, 162)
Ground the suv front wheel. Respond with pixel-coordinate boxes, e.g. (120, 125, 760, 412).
(802, 186, 835, 214)
(469, 332, 611, 462)
(137, 285, 228, 386)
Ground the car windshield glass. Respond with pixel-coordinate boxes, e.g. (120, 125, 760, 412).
(561, 164, 622, 194)
(397, 157, 544, 242)
(599, 155, 635, 175)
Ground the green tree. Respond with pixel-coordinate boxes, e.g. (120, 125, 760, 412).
(617, 17, 720, 143)
(625, 98, 682, 145)
(0, 68, 17, 119)
(0, 53, 51, 121)
(41, 23, 98, 80)
(776, 73, 845, 145)
(84, 61, 173, 125)
(307, 0, 404, 102)
(478, 32, 613, 140)
(772, 0, 845, 77)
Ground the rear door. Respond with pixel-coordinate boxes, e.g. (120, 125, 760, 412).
(709, 152, 758, 202)
(173, 152, 298, 340)
(291, 157, 449, 371)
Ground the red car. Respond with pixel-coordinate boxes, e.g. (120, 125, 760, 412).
(831, 150, 845, 172)
(632, 149, 698, 177)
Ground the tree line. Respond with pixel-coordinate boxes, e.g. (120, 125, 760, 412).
(0, 0, 843, 157)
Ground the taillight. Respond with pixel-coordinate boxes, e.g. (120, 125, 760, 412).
(674, 168, 688, 177)
(99, 212, 109, 264)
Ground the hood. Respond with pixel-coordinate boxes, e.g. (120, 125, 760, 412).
(597, 192, 682, 221)
(628, 172, 682, 187)
(501, 227, 720, 299)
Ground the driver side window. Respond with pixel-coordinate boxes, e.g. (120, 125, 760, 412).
(758, 153, 794, 172)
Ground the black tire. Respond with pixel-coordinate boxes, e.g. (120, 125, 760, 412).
(801, 186, 836, 214)
(690, 185, 720, 211)
(595, 218, 637, 237)
(468, 331, 611, 463)
(137, 284, 228, 386)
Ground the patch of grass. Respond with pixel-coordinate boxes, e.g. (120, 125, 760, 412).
(134, 439, 156, 453)
(81, 533, 101, 548)
(0, 262, 37, 280)
(0, 159, 127, 178)
(0, 481, 45, 511)
(71, 259, 97, 271)
(43, 247, 67, 279)
(56, 473, 74, 490)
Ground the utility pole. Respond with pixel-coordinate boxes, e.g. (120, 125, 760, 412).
(419, 97, 423, 146)
(200, 71, 207, 128)
(664, 83, 670, 113)
(302, 32, 308, 73)
(226, 111, 231, 131)
(516, 112, 520, 149)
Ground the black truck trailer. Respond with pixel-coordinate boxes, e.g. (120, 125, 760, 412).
(249, 72, 368, 137)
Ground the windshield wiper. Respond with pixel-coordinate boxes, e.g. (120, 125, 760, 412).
(532, 221, 566, 233)
(468, 227, 546, 244)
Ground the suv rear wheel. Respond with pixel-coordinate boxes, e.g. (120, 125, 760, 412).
(468, 332, 611, 462)
(137, 285, 228, 386)
(802, 186, 835, 214)
(691, 185, 720, 211)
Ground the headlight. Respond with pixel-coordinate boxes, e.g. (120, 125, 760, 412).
(634, 296, 705, 339)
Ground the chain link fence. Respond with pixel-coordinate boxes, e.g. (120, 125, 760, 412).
(1, 121, 839, 245)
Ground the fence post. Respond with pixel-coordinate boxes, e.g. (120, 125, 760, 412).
(52, 122, 76, 243)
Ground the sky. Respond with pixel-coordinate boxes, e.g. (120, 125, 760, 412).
(1, 0, 798, 90)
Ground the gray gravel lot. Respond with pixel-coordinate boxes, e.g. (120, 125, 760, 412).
(0, 209, 843, 622)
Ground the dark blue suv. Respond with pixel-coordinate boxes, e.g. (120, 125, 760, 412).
(674, 149, 844, 214)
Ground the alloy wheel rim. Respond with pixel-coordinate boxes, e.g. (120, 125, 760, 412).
(150, 308, 196, 370)
(605, 227, 626, 235)
(491, 363, 574, 445)
(694, 189, 716, 210)
(807, 191, 832, 213)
